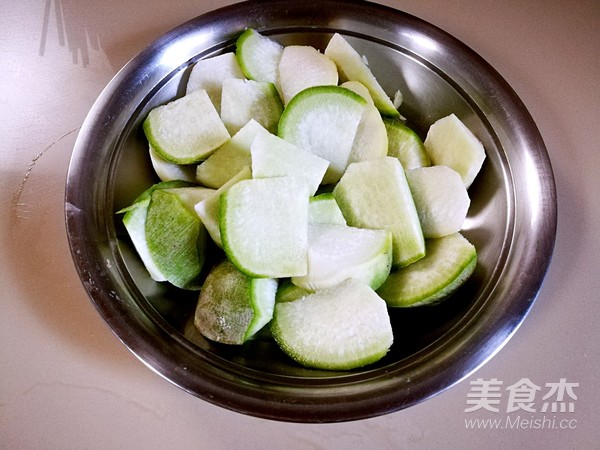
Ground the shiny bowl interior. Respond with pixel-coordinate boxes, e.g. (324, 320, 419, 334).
(65, 0, 556, 423)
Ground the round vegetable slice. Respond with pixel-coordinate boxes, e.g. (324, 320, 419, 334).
(149, 145, 197, 183)
(143, 89, 230, 164)
(384, 117, 430, 170)
(236, 28, 283, 83)
(271, 279, 393, 370)
(377, 232, 477, 307)
(220, 176, 309, 278)
(278, 85, 366, 184)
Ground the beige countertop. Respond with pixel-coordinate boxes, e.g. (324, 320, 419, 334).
(2, 0, 599, 448)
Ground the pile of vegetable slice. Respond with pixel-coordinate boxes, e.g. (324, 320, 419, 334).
(118, 29, 486, 371)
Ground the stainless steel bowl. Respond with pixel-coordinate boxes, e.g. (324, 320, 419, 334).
(65, 0, 556, 422)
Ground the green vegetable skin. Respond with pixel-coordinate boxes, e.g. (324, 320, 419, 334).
(194, 259, 277, 345)
(145, 189, 207, 290)
(119, 28, 485, 371)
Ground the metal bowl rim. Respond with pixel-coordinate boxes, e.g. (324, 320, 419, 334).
(65, 0, 557, 423)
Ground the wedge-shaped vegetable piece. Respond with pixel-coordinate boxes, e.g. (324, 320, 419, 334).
(384, 118, 430, 170)
(145, 189, 208, 290)
(185, 52, 245, 112)
(149, 145, 197, 183)
(278, 85, 366, 184)
(271, 279, 393, 370)
(236, 28, 283, 84)
(341, 81, 388, 164)
(161, 185, 215, 209)
(377, 232, 477, 307)
(275, 280, 312, 304)
(122, 199, 167, 282)
(324, 33, 399, 118)
(220, 78, 283, 135)
(291, 223, 392, 291)
(194, 259, 277, 344)
(308, 193, 346, 225)
(393, 89, 403, 109)
(117, 181, 194, 215)
(423, 113, 486, 188)
(333, 157, 425, 267)
(278, 45, 338, 104)
(250, 132, 329, 196)
(406, 166, 470, 238)
(195, 166, 252, 248)
(143, 89, 230, 164)
(118, 180, 192, 282)
(340, 80, 372, 103)
(195, 119, 270, 189)
(220, 176, 309, 278)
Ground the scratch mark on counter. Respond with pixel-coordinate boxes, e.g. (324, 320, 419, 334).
(3, 381, 166, 420)
(12, 127, 80, 219)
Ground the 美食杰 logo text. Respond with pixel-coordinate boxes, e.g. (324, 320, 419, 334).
(464, 378, 579, 431)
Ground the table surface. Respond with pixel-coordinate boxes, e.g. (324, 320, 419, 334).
(2, 0, 599, 448)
